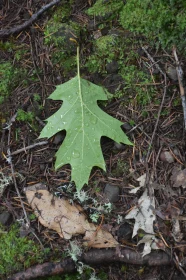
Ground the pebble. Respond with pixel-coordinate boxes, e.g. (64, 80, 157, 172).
(39, 163, 46, 171)
(27, 101, 41, 117)
(160, 151, 175, 163)
(166, 66, 178, 81)
(0, 211, 12, 226)
(122, 122, 132, 131)
(114, 142, 125, 150)
(104, 183, 120, 203)
(117, 222, 132, 240)
(53, 132, 64, 145)
(106, 60, 119, 74)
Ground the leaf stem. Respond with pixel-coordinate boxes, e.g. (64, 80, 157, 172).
(77, 45, 80, 78)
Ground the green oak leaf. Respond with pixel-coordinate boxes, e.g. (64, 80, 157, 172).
(39, 48, 132, 190)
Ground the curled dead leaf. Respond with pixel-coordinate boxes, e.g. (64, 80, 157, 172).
(25, 185, 118, 248)
(171, 167, 186, 188)
(125, 189, 155, 237)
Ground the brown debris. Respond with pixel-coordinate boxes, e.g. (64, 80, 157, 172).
(171, 167, 186, 188)
(8, 248, 172, 280)
(0, 0, 61, 38)
(25, 186, 118, 248)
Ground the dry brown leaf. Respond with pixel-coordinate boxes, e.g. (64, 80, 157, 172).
(171, 167, 186, 188)
(25, 186, 118, 248)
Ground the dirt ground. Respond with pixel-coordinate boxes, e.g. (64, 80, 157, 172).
(1, 1, 186, 279)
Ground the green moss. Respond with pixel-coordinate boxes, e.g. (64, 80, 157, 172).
(0, 224, 50, 278)
(86, 0, 123, 20)
(0, 62, 28, 104)
(0, 41, 16, 51)
(0, 62, 14, 104)
(120, 0, 186, 52)
(44, 19, 84, 75)
(52, 1, 74, 23)
(85, 35, 118, 73)
(120, 65, 156, 105)
(16, 109, 35, 122)
(112, 159, 129, 177)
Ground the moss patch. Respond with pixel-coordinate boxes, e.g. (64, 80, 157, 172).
(0, 224, 50, 278)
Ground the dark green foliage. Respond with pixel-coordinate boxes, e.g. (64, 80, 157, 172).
(0, 224, 50, 277)
(0, 63, 18, 104)
(0, 61, 28, 104)
(120, 0, 186, 51)
(16, 109, 35, 122)
(86, 0, 123, 20)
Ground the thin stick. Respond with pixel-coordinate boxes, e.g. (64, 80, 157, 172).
(141, 46, 165, 76)
(0, 0, 61, 37)
(8, 140, 48, 156)
(172, 47, 186, 129)
(6, 126, 30, 228)
(141, 46, 167, 198)
(146, 75, 167, 162)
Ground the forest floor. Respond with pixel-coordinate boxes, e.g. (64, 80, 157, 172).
(1, 1, 186, 279)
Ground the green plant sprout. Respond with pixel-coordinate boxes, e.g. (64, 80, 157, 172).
(16, 109, 35, 122)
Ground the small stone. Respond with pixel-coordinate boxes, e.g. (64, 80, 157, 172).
(104, 184, 120, 203)
(53, 132, 64, 145)
(87, 20, 98, 31)
(122, 123, 132, 131)
(152, 68, 159, 74)
(114, 142, 125, 150)
(0, 211, 12, 226)
(137, 48, 145, 56)
(160, 151, 175, 163)
(27, 101, 41, 117)
(100, 27, 109, 36)
(103, 74, 125, 94)
(39, 164, 45, 171)
(106, 60, 119, 74)
(117, 222, 132, 240)
(166, 66, 178, 81)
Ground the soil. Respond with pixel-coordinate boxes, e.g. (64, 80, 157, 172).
(1, 1, 186, 279)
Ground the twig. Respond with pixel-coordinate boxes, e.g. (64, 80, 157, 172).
(0, 0, 61, 38)
(172, 47, 186, 129)
(141, 46, 167, 198)
(144, 77, 167, 199)
(6, 125, 30, 228)
(8, 248, 172, 280)
(146, 75, 167, 162)
(141, 46, 165, 76)
(8, 140, 48, 156)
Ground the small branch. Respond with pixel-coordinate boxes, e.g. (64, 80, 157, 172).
(146, 75, 167, 162)
(172, 47, 186, 129)
(141, 46, 165, 76)
(8, 140, 48, 156)
(8, 248, 172, 280)
(0, 0, 61, 38)
(8, 259, 76, 280)
(141, 46, 168, 198)
(6, 126, 30, 228)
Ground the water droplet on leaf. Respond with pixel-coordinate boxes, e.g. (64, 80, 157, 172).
(72, 150, 80, 158)
(91, 118, 97, 124)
